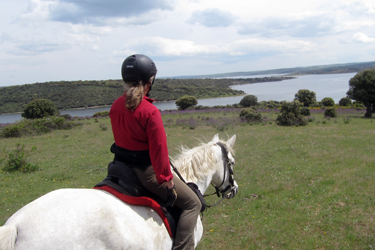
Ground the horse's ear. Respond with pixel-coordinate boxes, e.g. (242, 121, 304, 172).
(227, 135, 236, 148)
(212, 134, 219, 142)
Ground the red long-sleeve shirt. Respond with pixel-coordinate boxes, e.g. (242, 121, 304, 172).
(110, 95, 173, 184)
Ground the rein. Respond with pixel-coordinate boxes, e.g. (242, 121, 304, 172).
(170, 142, 235, 212)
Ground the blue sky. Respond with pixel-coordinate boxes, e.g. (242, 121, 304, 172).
(1, 0, 375, 87)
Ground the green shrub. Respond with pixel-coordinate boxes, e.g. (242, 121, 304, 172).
(22, 99, 60, 119)
(294, 89, 316, 107)
(93, 111, 110, 117)
(53, 117, 67, 129)
(99, 124, 108, 131)
(339, 97, 352, 107)
(175, 96, 198, 110)
(352, 101, 365, 110)
(321, 97, 335, 107)
(258, 101, 281, 109)
(0, 117, 77, 138)
(1, 124, 23, 138)
(239, 108, 262, 122)
(276, 101, 307, 126)
(300, 107, 311, 116)
(2, 144, 38, 172)
(324, 108, 337, 117)
(240, 95, 258, 107)
(60, 114, 72, 120)
(195, 105, 209, 110)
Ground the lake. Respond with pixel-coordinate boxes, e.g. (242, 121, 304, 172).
(0, 73, 356, 124)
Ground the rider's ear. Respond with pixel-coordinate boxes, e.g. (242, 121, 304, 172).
(227, 135, 236, 148)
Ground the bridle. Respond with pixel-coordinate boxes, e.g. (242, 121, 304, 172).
(202, 142, 236, 209)
(208, 142, 236, 198)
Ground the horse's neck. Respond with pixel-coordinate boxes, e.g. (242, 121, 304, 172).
(196, 176, 213, 195)
(179, 169, 213, 195)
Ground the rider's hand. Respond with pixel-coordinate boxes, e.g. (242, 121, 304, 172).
(166, 180, 174, 189)
(165, 185, 177, 207)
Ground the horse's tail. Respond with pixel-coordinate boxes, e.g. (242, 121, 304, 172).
(0, 225, 17, 250)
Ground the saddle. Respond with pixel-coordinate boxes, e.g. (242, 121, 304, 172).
(94, 161, 180, 238)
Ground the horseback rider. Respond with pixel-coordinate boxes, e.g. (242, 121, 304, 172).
(109, 54, 201, 250)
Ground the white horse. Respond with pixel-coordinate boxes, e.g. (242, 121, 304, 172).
(0, 134, 238, 250)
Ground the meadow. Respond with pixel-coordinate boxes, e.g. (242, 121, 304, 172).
(1, 108, 374, 249)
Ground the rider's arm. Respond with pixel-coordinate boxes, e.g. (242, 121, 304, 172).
(147, 108, 173, 185)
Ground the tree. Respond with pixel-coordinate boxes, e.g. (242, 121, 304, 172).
(22, 99, 60, 119)
(321, 97, 335, 107)
(339, 97, 352, 107)
(175, 96, 198, 110)
(294, 89, 316, 107)
(347, 69, 375, 117)
(239, 95, 258, 107)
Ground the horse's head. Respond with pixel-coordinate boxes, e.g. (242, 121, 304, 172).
(172, 134, 239, 200)
(210, 134, 238, 199)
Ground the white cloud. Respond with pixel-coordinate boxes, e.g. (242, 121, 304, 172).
(19, 0, 54, 21)
(353, 32, 375, 43)
(116, 37, 316, 58)
(188, 8, 236, 27)
(239, 13, 335, 38)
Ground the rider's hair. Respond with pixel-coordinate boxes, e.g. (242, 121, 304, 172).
(124, 76, 154, 111)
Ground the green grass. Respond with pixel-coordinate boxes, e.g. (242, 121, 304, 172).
(1, 110, 375, 249)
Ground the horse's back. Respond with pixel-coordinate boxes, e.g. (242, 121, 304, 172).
(3, 188, 172, 250)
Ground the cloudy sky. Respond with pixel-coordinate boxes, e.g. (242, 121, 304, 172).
(1, 0, 375, 87)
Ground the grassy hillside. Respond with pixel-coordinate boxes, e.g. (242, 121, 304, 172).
(1, 77, 295, 114)
(174, 60, 375, 79)
(1, 108, 374, 249)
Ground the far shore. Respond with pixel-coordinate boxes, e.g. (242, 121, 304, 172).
(1, 93, 247, 116)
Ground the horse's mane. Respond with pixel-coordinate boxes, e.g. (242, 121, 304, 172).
(171, 139, 234, 183)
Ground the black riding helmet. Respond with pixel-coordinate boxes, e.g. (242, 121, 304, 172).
(121, 54, 157, 86)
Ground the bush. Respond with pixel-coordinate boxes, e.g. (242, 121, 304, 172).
(239, 95, 258, 107)
(0, 117, 77, 138)
(195, 105, 210, 110)
(2, 144, 38, 172)
(99, 124, 108, 131)
(300, 107, 311, 116)
(324, 108, 337, 117)
(53, 117, 67, 129)
(321, 97, 335, 107)
(352, 101, 365, 109)
(276, 101, 307, 126)
(175, 96, 198, 110)
(22, 99, 60, 119)
(258, 101, 281, 109)
(1, 124, 23, 138)
(93, 111, 110, 117)
(60, 114, 72, 120)
(339, 97, 352, 107)
(239, 108, 262, 122)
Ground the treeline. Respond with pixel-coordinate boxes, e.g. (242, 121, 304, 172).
(0, 77, 293, 114)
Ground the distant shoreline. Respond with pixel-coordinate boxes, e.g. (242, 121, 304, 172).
(0, 105, 113, 115)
